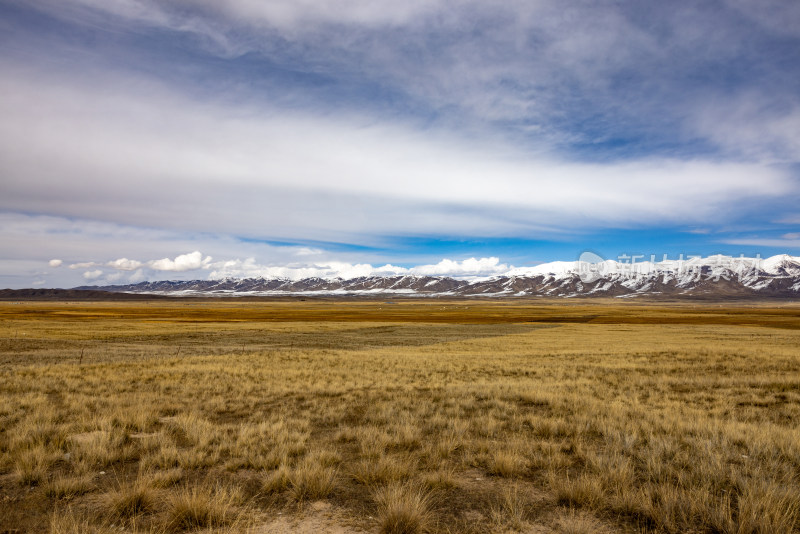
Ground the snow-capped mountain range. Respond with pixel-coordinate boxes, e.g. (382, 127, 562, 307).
(79, 254, 800, 298)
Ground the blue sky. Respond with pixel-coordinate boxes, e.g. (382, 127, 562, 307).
(1, 0, 800, 287)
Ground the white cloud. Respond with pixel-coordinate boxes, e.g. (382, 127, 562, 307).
(0, 212, 392, 288)
(70, 262, 99, 269)
(17, 0, 800, 169)
(1, 67, 794, 245)
(409, 257, 508, 277)
(48, 259, 63, 267)
(106, 258, 143, 271)
(148, 251, 212, 272)
(82, 251, 216, 280)
(105, 272, 124, 282)
(129, 269, 146, 283)
(33, 0, 451, 36)
(208, 258, 386, 280)
(200, 0, 440, 31)
(294, 247, 324, 257)
(207, 256, 511, 281)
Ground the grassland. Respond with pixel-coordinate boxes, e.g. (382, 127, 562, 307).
(1, 299, 799, 533)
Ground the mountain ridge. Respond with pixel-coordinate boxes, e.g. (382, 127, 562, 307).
(75, 254, 800, 299)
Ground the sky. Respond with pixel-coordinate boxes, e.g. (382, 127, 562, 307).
(1, 0, 800, 288)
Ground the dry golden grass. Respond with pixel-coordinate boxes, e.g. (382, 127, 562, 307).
(146, 468, 184, 489)
(288, 459, 338, 502)
(163, 483, 245, 532)
(554, 509, 608, 534)
(105, 476, 157, 519)
(44, 474, 95, 500)
(352, 454, 415, 487)
(374, 482, 433, 534)
(0, 299, 799, 533)
(487, 448, 528, 478)
(261, 463, 292, 495)
(489, 483, 528, 531)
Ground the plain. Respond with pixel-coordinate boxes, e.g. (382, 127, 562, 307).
(1, 299, 799, 533)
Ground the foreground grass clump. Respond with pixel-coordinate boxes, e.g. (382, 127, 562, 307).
(487, 448, 528, 478)
(164, 483, 243, 531)
(262, 464, 292, 495)
(489, 483, 529, 531)
(288, 460, 338, 501)
(105, 477, 157, 519)
(50, 507, 114, 534)
(1, 300, 800, 533)
(374, 482, 433, 534)
(45, 474, 95, 500)
(554, 509, 608, 534)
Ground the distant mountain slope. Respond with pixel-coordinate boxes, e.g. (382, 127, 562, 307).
(75, 254, 800, 299)
(0, 288, 171, 300)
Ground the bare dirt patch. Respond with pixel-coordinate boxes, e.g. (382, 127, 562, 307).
(253, 501, 375, 534)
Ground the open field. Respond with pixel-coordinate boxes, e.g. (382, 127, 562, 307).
(1, 299, 800, 533)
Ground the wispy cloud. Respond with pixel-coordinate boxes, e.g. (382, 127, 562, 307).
(722, 238, 800, 249)
(691, 93, 800, 163)
(20, 0, 800, 159)
(1, 66, 794, 244)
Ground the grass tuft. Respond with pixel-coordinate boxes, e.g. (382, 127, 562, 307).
(549, 471, 604, 510)
(262, 464, 292, 495)
(352, 455, 414, 486)
(45, 474, 95, 500)
(105, 477, 157, 518)
(147, 467, 184, 488)
(487, 449, 528, 478)
(489, 483, 528, 531)
(289, 460, 338, 501)
(421, 468, 457, 491)
(554, 509, 608, 534)
(15, 446, 55, 486)
(374, 482, 433, 534)
(163, 483, 242, 531)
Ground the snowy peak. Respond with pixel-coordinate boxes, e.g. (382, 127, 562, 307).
(761, 254, 800, 276)
(79, 254, 800, 299)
